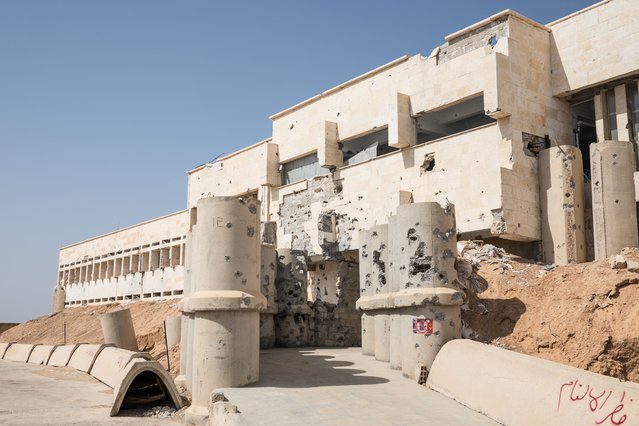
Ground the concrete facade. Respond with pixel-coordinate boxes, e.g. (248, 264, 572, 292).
(56, 0, 639, 369)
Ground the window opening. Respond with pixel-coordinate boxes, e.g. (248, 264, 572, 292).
(415, 95, 495, 144)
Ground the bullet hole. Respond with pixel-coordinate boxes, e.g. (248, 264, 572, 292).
(226, 222, 233, 228)
(225, 256, 231, 262)
(248, 204, 257, 214)
(234, 271, 243, 279)
(488, 35, 497, 46)
(565, 193, 570, 198)
(407, 228, 419, 242)
(241, 278, 247, 285)
(247, 226, 255, 237)
(615, 200, 619, 203)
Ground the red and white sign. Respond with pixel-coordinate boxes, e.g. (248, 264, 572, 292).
(413, 318, 433, 335)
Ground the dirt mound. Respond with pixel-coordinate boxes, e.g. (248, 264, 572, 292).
(461, 242, 639, 383)
(0, 300, 181, 375)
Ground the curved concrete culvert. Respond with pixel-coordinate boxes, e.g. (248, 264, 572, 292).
(89, 347, 152, 388)
(3, 343, 37, 362)
(427, 339, 639, 426)
(47, 344, 80, 367)
(110, 359, 183, 417)
(67, 343, 113, 373)
(27, 345, 57, 365)
(0, 342, 12, 359)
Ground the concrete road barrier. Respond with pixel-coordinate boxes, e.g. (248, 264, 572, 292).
(0, 343, 12, 359)
(110, 358, 183, 416)
(47, 344, 80, 367)
(427, 339, 639, 426)
(3, 343, 37, 362)
(89, 347, 151, 388)
(27, 345, 57, 365)
(67, 344, 112, 373)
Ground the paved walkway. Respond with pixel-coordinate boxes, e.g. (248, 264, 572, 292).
(217, 348, 498, 425)
(0, 360, 179, 425)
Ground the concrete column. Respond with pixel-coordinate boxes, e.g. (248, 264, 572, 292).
(358, 229, 375, 356)
(388, 215, 402, 370)
(185, 197, 265, 422)
(591, 141, 639, 258)
(594, 93, 605, 142)
(52, 286, 66, 313)
(391, 202, 463, 382)
(615, 85, 630, 142)
(175, 229, 195, 393)
(318, 121, 342, 169)
(539, 145, 586, 265)
(260, 244, 277, 349)
(100, 309, 138, 351)
(274, 249, 312, 347)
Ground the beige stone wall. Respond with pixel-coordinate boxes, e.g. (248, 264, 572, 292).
(549, 0, 639, 97)
(187, 140, 279, 210)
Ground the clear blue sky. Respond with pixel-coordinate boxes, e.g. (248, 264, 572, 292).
(0, 0, 596, 322)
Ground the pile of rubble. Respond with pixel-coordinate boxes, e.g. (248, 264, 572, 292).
(458, 242, 639, 383)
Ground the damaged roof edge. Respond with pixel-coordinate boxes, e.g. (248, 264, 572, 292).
(269, 55, 411, 121)
(186, 137, 273, 175)
(445, 9, 550, 42)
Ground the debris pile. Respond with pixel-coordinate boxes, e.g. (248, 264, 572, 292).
(459, 243, 639, 383)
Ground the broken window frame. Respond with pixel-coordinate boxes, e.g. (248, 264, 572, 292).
(280, 152, 326, 186)
(414, 94, 496, 145)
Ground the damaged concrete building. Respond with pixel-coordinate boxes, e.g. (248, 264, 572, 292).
(56, 0, 639, 363)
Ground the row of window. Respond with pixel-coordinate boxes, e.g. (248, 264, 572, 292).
(281, 94, 494, 185)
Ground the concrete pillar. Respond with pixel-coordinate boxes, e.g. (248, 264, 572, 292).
(175, 228, 195, 392)
(274, 249, 312, 347)
(614, 85, 630, 142)
(358, 229, 375, 356)
(391, 202, 463, 382)
(388, 93, 416, 149)
(52, 286, 66, 313)
(164, 316, 181, 348)
(388, 215, 402, 370)
(185, 197, 265, 422)
(539, 145, 586, 265)
(100, 309, 138, 351)
(590, 141, 639, 259)
(260, 244, 277, 349)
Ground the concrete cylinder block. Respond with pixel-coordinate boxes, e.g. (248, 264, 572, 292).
(52, 286, 66, 313)
(389, 313, 402, 370)
(260, 245, 277, 349)
(374, 312, 390, 362)
(590, 141, 638, 259)
(164, 316, 181, 348)
(185, 196, 265, 422)
(390, 202, 463, 381)
(274, 249, 311, 347)
(392, 202, 458, 291)
(176, 228, 195, 391)
(361, 313, 375, 356)
(539, 145, 586, 265)
(100, 309, 138, 351)
(400, 305, 461, 382)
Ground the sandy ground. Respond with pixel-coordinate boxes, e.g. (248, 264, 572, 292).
(0, 300, 181, 376)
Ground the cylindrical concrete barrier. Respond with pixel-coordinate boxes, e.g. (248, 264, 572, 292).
(539, 145, 586, 265)
(274, 249, 311, 347)
(388, 215, 402, 370)
(358, 229, 375, 356)
(260, 245, 277, 349)
(185, 196, 265, 422)
(427, 339, 639, 426)
(176, 228, 195, 392)
(391, 202, 463, 381)
(164, 316, 181, 348)
(52, 286, 66, 313)
(371, 224, 390, 362)
(590, 141, 638, 259)
(100, 309, 138, 351)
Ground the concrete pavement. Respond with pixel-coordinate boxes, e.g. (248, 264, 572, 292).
(216, 347, 498, 425)
(0, 360, 179, 425)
